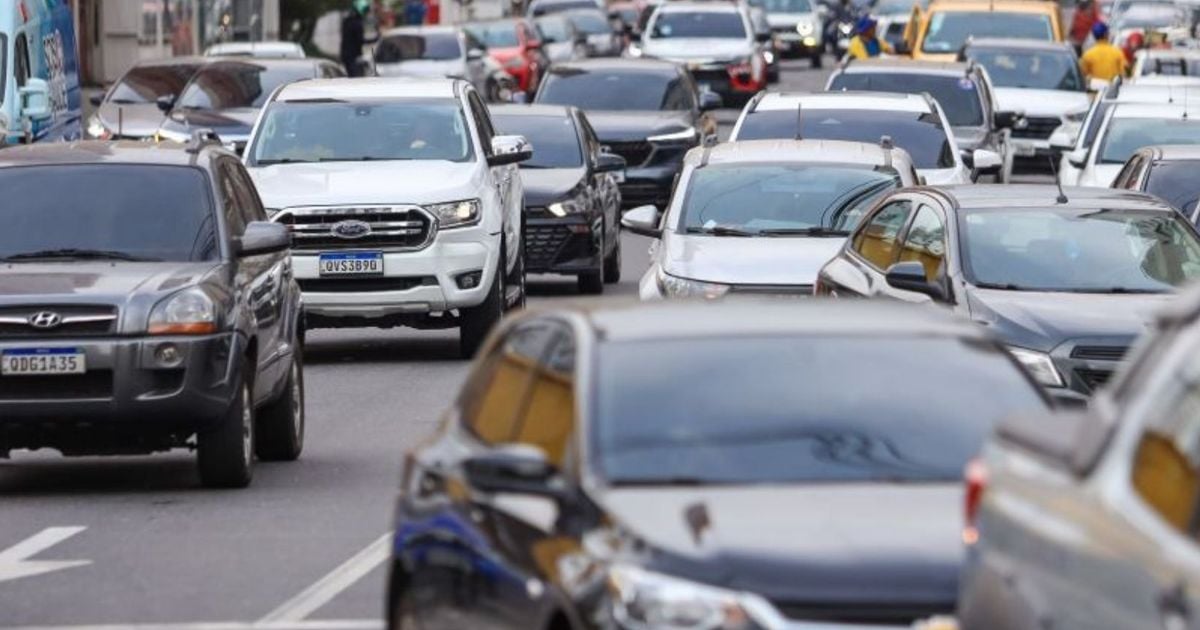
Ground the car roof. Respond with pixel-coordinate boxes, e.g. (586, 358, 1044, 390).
(1141, 144, 1200, 160)
(274, 77, 461, 101)
(1128, 75, 1200, 87)
(195, 57, 325, 72)
(380, 25, 460, 36)
(655, 2, 742, 12)
(132, 55, 209, 68)
(964, 37, 1074, 52)
(489, 103, 574, 118)
(755, 91, 932, 113)
(932, 184, 1176, 212)
(1110, 101, 1200, 118)
(1138, 48, 1200, 60)
(547, 57, 680, 74)
(686, 139, 910, 167)
(838, 58, 971, 76)
(926, 0, 1057, 13)
(0, 140, 219, 168)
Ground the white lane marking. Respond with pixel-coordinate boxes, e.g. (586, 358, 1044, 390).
(0, 526, 91, 584)
(257, 534, 392, 624)
(0, 620, 383, 630)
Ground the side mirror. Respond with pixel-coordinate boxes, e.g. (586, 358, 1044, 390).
(89, 93, 105, 107)
(1066, 148, 1088, 169)
(488, 134, 533, 166)
(19, 78, 52, 122)
(995, 410, 1115, 477)
(971, 149, 1003, 173)
(621, 204, 661, 238)
(884, 261, 945, 300)
(467, 48, 487, 61)
(463, 443, 566, 497)
(156, 94, 177, 113)
(595, 152, 626, 173)
(236, 221, 291, 257)
(1048, 130, 1075, 152)
(993, 110, 1024, 130)
(698, 90, 723, 112)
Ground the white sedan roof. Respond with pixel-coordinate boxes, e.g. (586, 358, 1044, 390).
(274, 78, 460, 102)
(1111, 102, 1200, 119)
(690, 139, 913, 171)
(755, 91, 931, 113)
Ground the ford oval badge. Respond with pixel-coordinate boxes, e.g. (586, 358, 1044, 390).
(331, 220, 371, 239)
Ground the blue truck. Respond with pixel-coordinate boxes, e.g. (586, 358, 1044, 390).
(1, 0, 82, 145)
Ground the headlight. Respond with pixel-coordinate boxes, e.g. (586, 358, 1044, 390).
(149, 287, 218, 335)
(797, 21, 814, 34)
(657, 269, 730, 299)
(1063, 108, 1088, 123)
(608, 565, 752, 630)
(647, 126, 698, 144)
(1008, 346, 1063, 388)
(548, 198, 586, 216)
(426, 199, 481, 228)
(86, 114, 111, 140)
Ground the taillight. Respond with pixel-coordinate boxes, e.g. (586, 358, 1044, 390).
(963, 458, 988, 545)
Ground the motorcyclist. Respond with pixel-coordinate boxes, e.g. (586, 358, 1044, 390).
(847, 16, 892, 59)
(340, 0, 371, 77)
(825, 0, 857, 54)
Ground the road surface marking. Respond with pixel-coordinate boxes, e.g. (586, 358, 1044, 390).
(257, 534, 392, 624)
(0, 620, 383, 630)
(0, 526, 90, 584)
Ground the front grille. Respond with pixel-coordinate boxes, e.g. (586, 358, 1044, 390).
(276, 206, 434, 252)
(1012, 116, 1061, 140)
(0, 305, 118, 338)
(1071, 345, 1129, 361)
(297, 277, 435, 293)
(605, 141, 653, 167)
(525, 223, 594, 270)
(770, 601, 950, 625)
(0, 370, 114, 400)
(1075, 368, 1114, 392)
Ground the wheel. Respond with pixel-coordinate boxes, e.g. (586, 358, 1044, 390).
(460, 266, 504, 359)
(197, 367, 255, 488)
(811, 50, 823, 68)
(506, 246, 527, 310)
(603, 229, 621, 284)
(255, 351, 304, 462)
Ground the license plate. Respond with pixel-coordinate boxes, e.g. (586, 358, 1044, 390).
(2, 348, 86, 376)
(318, 252, 384, 276)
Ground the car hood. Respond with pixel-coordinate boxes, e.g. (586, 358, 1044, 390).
(584, 110, 694, 143)
(967, 287, 1168, 351)
(641, 38, 753, 62)
(519, 167, 586, 206)
(993, 87, 1089, 118)
(376, 59, 465, 79)
(97, 102, 165, 138)
(161, 107, 259, 141)
(1078, 163, 1123, 188)
(248, 160, 484, 208)
(661, 232, 845, 285)
(600, 484, 962, 606)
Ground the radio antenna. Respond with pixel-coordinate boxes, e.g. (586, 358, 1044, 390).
(118, 106, 124, 139)
(795, 103, 803, 140)
(1047, 154, 1069, 204)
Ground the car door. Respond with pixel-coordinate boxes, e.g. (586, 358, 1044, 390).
(469, 91, 520, 277)
(819, 197, 914, 297)
(579, 113, 619, 246)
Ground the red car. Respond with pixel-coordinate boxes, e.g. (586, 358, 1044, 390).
(466, 19, 548, 95)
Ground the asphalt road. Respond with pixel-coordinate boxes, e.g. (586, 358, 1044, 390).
(0, 59, 1048, 630)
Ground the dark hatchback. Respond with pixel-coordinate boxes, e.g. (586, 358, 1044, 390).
(816, 185, 1200, 404)
(535, 59, 721, 208)
(88, 57, 208, 141)
(385, 300, 1049, 630)
(0, 138, 305, 488)
(492, 104, 626, 294)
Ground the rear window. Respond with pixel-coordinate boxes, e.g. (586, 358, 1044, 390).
(922, 11, 1054, 53)
(109, 63, 202, 104)
(1146, 160, 1200, 216)
(532, 0, 599, 16)
(375, 33, 462, 63)
(649, 11, 747, 38)
(828, 72, 984, 127)
(493, 113, 583, 168)
(465, 22, 521, 48)
(0, 165, 218, 262)
(177, 63, 314, 110)
(538, 71, 681, 110)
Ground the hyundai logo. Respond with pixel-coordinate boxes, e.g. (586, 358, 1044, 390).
(28, 311, 62, 329)
(331, 220, 372, 240)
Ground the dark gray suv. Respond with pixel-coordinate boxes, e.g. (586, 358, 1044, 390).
(0, 135, 304, 488)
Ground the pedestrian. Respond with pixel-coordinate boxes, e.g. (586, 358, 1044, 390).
(341, 0, 371, 77)
(846, 16, 892, 60)
(405, 0, 427, 26)
(1080, 22, 1128, 84)
(1069, 0, 1101, 55)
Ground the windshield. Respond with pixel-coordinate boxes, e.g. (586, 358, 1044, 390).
(968, 48, 1085, 91)
(177, 63, 312, 110)
(1118, 5, 1184, 28)
(1099, 117, 1200, 164)
(249, 100, 473, 165)
(961, 208, 1200, 292)
(538, 71, 678, 110)
(532, 0, 598, 16)
(762, 0, 813, 13)
(535, 16, 573, 41)
(375, 33, 462, 63)
(736, 109, 956, 169)
(0, 165, 217, 262)
(1140, 57, 1200, 76)
(465, 22, 521, 48)
(594, 336, 1046, 485)
(1147, 160, 1200, 215)
(493, 114, 582, 168)
(0, 34, 6, 108)
(678, 164, 899, 234)
(567, 10, 611, 33)
(922, 12, 1054, 53)
(828, 73, 984, 127)
(650, 11, 747, 38)
(874, 0, 927, 15)
(109, 63, 202, 104)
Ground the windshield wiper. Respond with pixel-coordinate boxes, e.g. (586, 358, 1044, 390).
(256, 158, 316, 166)
(685, 225, 758, 237)
(1, 248, 159, 262)
(758, 227, 850, 237)
(1074, 287, 1165, 294)
(609, 477, 720, 487)
(974, 281, 1032, 291)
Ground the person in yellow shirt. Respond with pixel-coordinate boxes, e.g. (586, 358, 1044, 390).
(1080, 22, 1128, 83)
(847, 16, 893, 60)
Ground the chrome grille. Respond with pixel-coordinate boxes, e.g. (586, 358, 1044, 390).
(1012, 116, 1061, 140)
(0, 305, 118, 337)
(275, 206, 435, 252)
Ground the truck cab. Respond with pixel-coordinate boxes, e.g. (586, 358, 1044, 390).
(1, 0, 82, 145)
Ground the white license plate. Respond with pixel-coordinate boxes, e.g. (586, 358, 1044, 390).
(318, 252, 384, 276)
(2, 348, 86, 376)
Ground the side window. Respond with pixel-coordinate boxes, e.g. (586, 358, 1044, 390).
(1130, 349, 1200, 536)
(228, 163, 268, 223)
(898, 205, 947, 281)
(216, 162, 246, 237)
(509, 327, 577, 469)
(578, 114, 601, 162)
(852, 200, 913, 270)
(461, 321, 558, 445)
(14, 33, 30, 88)
(1117, 156, 1145, 190)
(662, 79, 692, 111)
(467, 92, 496, 156)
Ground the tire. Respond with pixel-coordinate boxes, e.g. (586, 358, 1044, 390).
(255, 351, 305, 462)
(603, 229, 621, 284)
(460, 266, 504, 359)
(197, 368, 255, 488)
(507, 247, 527, 310)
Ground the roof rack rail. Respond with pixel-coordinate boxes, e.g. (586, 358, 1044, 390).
(746, 90, 768, 113)
(880, 136, 894, 167)
(185, 129, 223, 154)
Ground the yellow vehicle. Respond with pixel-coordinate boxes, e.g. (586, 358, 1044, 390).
(905, 0, 1064, 62)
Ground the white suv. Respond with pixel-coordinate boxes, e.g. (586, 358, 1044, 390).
(243, 78, 530, 357)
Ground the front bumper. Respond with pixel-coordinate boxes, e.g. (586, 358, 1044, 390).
(524, 214, 603, 275)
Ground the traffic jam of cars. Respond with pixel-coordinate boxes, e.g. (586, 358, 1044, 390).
(6, 0, 1200, 628)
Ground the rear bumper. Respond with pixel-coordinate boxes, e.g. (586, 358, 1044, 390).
(620, 164, 678, 209)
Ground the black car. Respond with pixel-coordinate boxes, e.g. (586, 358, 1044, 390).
(816, 184, 1200, 403)
(0, 135, 304, 488)
(535, 58, 721, 208)
(384, 300, 1049, 629)
(492, 104, 627, 293)
(87, 57, 209, 141)
(1112, 144, 1200, 220)
(156, 58, 345, 154)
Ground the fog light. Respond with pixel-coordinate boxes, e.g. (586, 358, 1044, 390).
(456, 270, 484, 290)
(155, 343, 182, 367)
(803, 36, 816, 46)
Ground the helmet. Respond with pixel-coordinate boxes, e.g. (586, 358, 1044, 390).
(1092, 21, 1109, 39)
(856, 16, 877, 33)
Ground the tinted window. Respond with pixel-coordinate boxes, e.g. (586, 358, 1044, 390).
(898, 205, 947, 281)
(538, 71, 679, 110)
(967, 48, 1084, 91)
(566, 9, 611, 33)
(493, 114, 583, 168)
(1099, 117, 1200, 164)
(1147, 160, 1200, 215)
(853, 200, 912, 268)
(532, 0, 598, 16)
(1139, 57, 1200, 76)
(14, 34, 29, 88)
(961, 208, 1200, 292)
(762, 0, 813, 12)
(216, 164, 246, 237)
(249, 100, 473, 165)
(829, 72, 984, 127)
(109, 64, 202, 104)
(0, 165, 217, 262)
(650, 11, 747, 38)
(736, 109, 956, 169)
(511, 330, 576, 468)
(466, 22, 521, 47)
(594, 335, 1047, 484)
(535, 15, 575, 41)
(922, 12, 1054, 53)
(375, 33, 462, 63)
(178, 63, 313, 110)
(462, 323, 558, 444)
(679, 164, 899, 234)
(1082, 100, 1110, 147)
